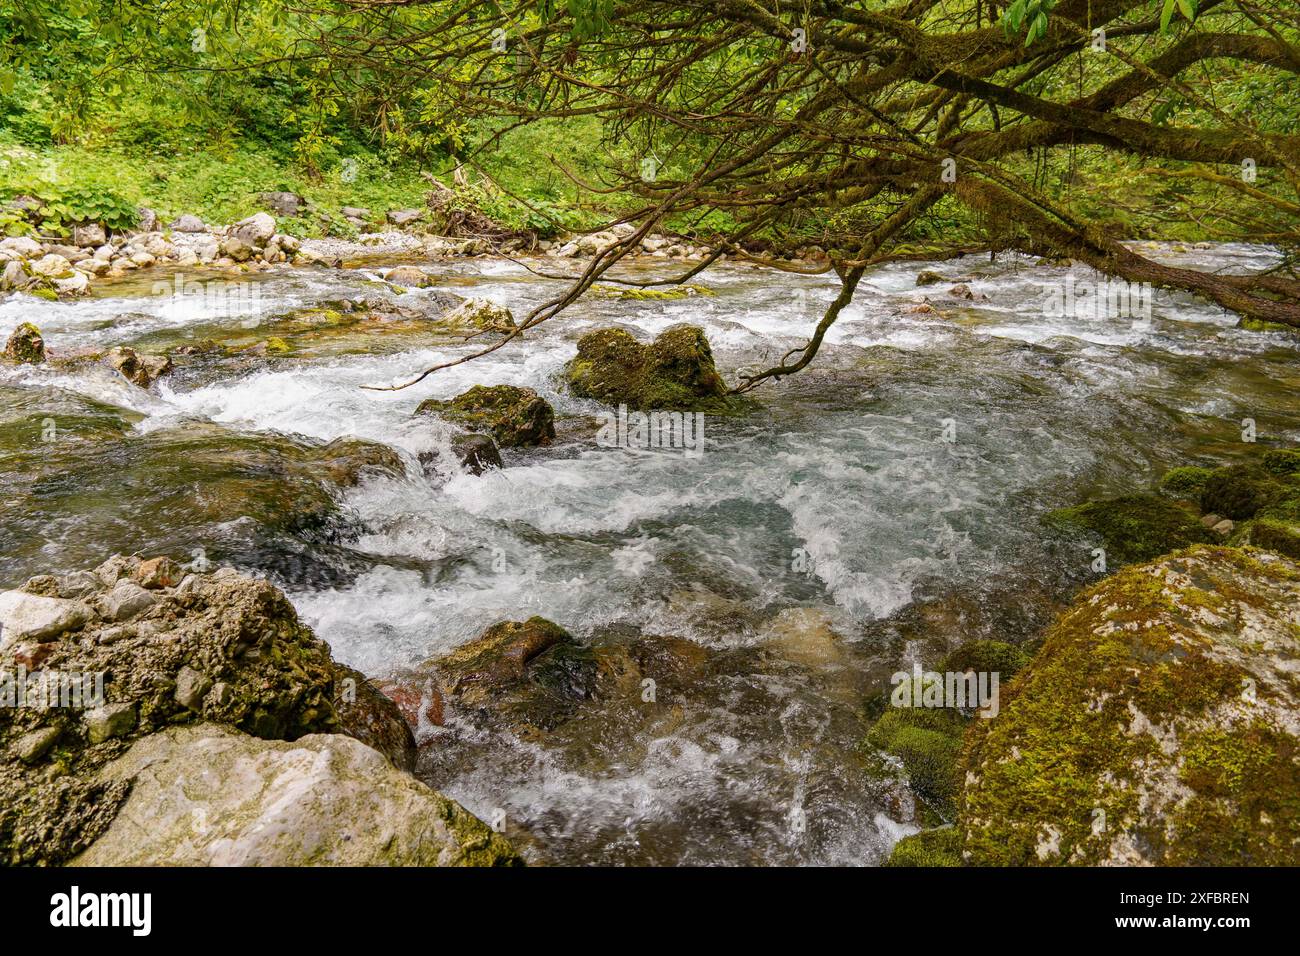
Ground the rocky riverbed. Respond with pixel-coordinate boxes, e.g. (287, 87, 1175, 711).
(2, 229, 1299, 865)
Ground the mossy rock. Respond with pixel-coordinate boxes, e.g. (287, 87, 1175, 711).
(3, 322, 45, 364)
(1045, 493, 1212, 566)
(418, 617, 598, 737)
(866, 704, 967, 816)
(1238, 316, 1298, 334)
(1158, 466, 1214, 501)
(565, 324, 736, 412)
(959, 545, 1300, 865)
(940, 640, 1031, 681)
(1200, 464, 1285, 520)
(886, 826, 962, 867)
(1241, 518, 1300, 560)
(416, 384, 556, 447)
(1261, 449, 1300, 478)
(588, 283, 714, 300)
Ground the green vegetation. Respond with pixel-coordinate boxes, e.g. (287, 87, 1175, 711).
(1045, 493, 1212, 566)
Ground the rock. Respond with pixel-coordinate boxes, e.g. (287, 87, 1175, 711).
(72, 223, 107, 247)
(387, 208, 425, 227)
(72, 724, 520, 866)
(136, 207, 159, 232)
(449, 434, 503, 475)
(105, 346, 172, 388)
(341, 206, 371, 220)
(219, 236, 253, 262)
(416, 384, 556, 448)
(4, 322, 45, 364)
(94, 554, 141, 586)
(84, 703, 137, 745)
(960, 546, 1300, 865)
(1, 260, 28, 292)
(333, 665, 418, 772)
(1200, 513, 1221, 528)
(30, 254, 73, 278)
(887, 826, 962, 867)
(14, 727, 61, 764)
(916, 270, 946, 286)
(436, 297, 516, 333)
(1159, 466, 1214, 500)
(1211, 518, 1235, 535)
(129, 251, 156, 267)
(0, 591, 91, 648)
(100, 580, 156, 622)
(0, 565, 351, 864)
(134, 557, 183, 590)
(52, 271, 90, 295)
(173, 666, 213, 712)
(565, 324, 732, 411)
(0, 236, 42, 257)
(260, 192, 306, 217)
(1200, 463, 1284, 520)
(1044, 493, 1213, 566)
(385, 265, 433, 288)
(169, 214, 206, 233)
(947, 283, 988, 301)
(232, 212, 276, 248)
(416, 617, 597, 737)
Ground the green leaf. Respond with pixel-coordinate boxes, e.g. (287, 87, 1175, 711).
(1177, 0, 1196, 18)
(1160, 0, 1177, 33)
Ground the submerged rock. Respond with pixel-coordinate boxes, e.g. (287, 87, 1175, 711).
(416, 617, 598, 737)
(565, 324, 732, 411)
(74, 724, 519, 866)
(416, 384, 556, 448)
(105, 346, 172, 388)
(4, 322, 45, 364)
(960, 545, 1300, 865)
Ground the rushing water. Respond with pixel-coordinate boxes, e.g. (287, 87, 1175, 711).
(2, 243, 1297, 865)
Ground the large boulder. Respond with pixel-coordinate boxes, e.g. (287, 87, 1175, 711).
(416, 384, 555, 448)
(0, 561, 465, 864)
(260, 191, 306, 217)
(565, 324, 732, 411)
(169, 214, 207, 233)
(959, 546, 1300, 865)
(4, 322, 45, 364)
(73, 724, 519, 866)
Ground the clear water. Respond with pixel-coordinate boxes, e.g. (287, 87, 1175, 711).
(2, 244, 1296, 864)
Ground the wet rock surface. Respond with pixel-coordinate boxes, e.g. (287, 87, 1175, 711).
(565, 324, 733, 411)
(0, 559, 513, 865)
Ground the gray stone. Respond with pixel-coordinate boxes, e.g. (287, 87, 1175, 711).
(231, 212, 276, 248)
(73, 724, 521, 866)
(174, 666, 213, 711)
(72, 223, 107, 247)
(386, 208, 425, 227)
(169, 214, 206, 233)
(84, 702, 138, 744)
(0, 590, 91, 648)
(101, 580, 155, 622)
(15, 727, 61, 764)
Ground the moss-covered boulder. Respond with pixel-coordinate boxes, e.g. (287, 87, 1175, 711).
(436, 297, 516, 334)
(1158, 466, 1214, 501)
(565, 324, 733, 411)
(3, 322, 45, 364)
(416, 617, 597, 738)
(960, 545, 1300, 865)
(417, 384, 555, 448)
(867, 705, 966, 816)
(1200, 463, 1285, 520)
(1045, 493, 1212, 566)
